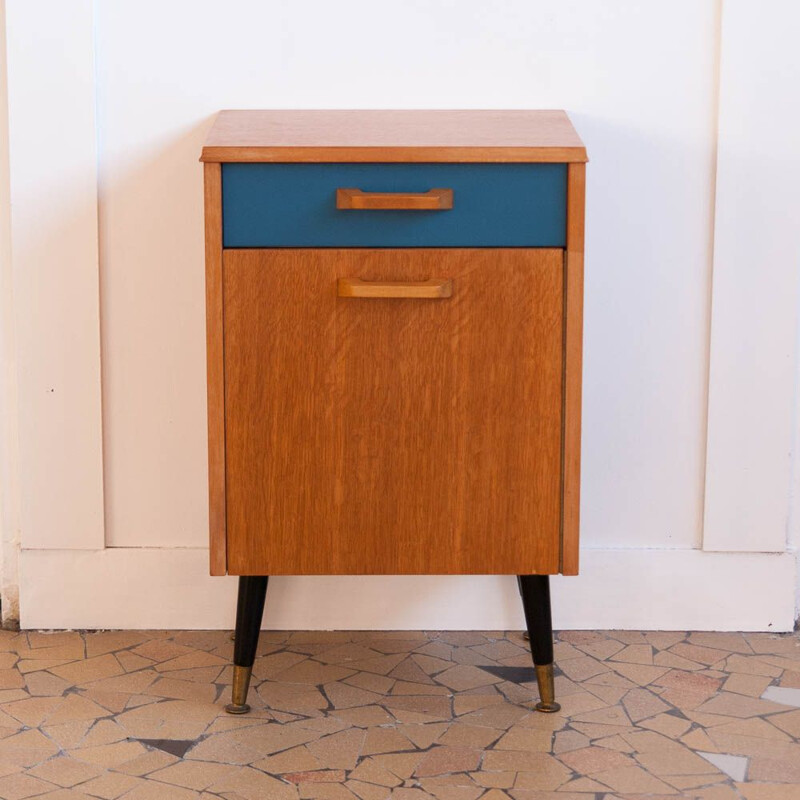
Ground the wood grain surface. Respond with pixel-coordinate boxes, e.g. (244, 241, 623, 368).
(561, 163, 586, 576)
(336, 187, 453, 210)
(223, 248, 564, 575)
(201, 110, 587, 164)
(203, 163, 227, 575)
(337, 277, 452, 299)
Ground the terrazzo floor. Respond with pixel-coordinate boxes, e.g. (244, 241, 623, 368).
(0, 629, 797, 799)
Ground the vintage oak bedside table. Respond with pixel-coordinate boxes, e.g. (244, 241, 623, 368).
(200, 110, 586, 715)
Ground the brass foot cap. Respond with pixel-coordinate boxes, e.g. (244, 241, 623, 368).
(225, 702, 251, 715)
(535, 700, 561, 713)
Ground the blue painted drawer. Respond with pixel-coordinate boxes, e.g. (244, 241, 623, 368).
(222, 163, 567, 248)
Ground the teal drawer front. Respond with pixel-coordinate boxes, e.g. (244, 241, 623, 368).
(222, 163, 567, 248)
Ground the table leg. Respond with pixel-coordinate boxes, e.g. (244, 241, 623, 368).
(225, 576, 269, 714)
(518, 574, 561, 713)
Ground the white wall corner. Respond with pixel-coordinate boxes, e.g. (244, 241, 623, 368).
(0, 0, 20, 628)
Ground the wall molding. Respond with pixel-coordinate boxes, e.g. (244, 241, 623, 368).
(702, 0, 800, 553)
(4, 0, 105, 552)
(20, 546, 796, 632)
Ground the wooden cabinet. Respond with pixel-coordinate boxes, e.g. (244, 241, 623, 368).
(201, 110, 587, 715)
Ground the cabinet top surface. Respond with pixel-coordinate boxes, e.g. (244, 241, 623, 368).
(201, 110, 587, 164)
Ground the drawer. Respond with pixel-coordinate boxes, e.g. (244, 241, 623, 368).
(221, 163, 567, 248)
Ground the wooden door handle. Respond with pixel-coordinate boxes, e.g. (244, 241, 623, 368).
(336, 188, 453, 210)
(337, 278, 453, 299)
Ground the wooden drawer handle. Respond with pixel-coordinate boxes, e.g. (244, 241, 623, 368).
(336, 187, 453, 210)
(337, 278, 453, 299)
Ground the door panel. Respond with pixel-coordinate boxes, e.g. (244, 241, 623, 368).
(223, 248, 563, 574)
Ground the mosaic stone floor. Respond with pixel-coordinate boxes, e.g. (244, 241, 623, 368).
(0, 629, 797, 799)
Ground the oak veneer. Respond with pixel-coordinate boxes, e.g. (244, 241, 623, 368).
(336, 276, 453, 298)
(201, 109, 588, 164)
(562, 163, 586, 576)
(336, 187, 453, 210)
(203, 162, 226, 576)
(223, 248, 563, 576)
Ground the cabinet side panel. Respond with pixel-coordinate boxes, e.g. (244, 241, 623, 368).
(204, 162, 227, 575)
(561, 162, 585, 575)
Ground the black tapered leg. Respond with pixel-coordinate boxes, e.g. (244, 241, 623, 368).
(225, 576, 269, 714)
(518, 574, 560, 713)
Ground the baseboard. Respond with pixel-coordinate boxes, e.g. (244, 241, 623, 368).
(19, 546, 796, 631)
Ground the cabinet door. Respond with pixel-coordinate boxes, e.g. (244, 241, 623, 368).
(223, 248, 564, 575)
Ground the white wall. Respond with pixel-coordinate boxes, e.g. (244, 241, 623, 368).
(96, 1, 718, 554)
(3, 0, 799, 630)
